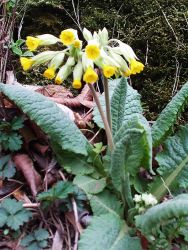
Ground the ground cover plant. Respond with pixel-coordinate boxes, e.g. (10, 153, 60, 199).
(0, 0, 188, 249)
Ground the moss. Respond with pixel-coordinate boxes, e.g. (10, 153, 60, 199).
(17, 0, 188, 117)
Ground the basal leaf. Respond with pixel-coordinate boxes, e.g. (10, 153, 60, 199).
(150, 125, 188, 199)
(111, 115, 153, 194)
(90, 190, 123, 217)
(136, 194, 188, 236)
(111, 77, 127, 135)
(152, 81, 188, 147)
(93, 78, 142, 129)
(0, 83, 88, 156)
(73, 175, 106, 194)
(78, 213, 141, 250)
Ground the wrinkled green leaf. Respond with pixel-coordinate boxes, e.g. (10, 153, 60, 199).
(93, 78, 142, 129)
(111, 77, 127, 135)
(136, 194, 188, 236)
(150, 125, 188, 199)
(90, 190, 123, 217)
(152, 81, 188, 147)
(73, 175, 106, 194)
(0, 83, 88, 156)
(79, 213, 141, 250)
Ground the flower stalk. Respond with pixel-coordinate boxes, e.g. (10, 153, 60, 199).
(103, 76, 112, 131)
(88, 83, 114, 151)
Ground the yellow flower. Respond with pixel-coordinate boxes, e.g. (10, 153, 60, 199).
(72, 80, 82, 89)
(85, 44, 100, 60)
(20, 57, 33, 71)
(103, 65, 116, 78)
(130, 59, 144, 74)
(60, 29, 75, 46)
(55, 76, 63, 85)
(26, 36, 41, 51)
(83, 67, 98, 84)
(123, 68, 132, 77)
(43, 67, 55, 79)
(73, 39, 82, 49)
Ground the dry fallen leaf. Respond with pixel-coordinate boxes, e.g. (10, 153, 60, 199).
(13, 154, 41, 196)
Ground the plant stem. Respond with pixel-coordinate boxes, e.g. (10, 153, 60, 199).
(103, 76, 112, 131)
(88, 84, 114, 151)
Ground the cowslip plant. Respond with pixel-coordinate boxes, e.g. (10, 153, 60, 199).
(1, 25, 188, 249)
(2, 77, 188, 249)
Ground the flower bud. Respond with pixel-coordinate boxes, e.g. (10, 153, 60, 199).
(83, 28, 93, 41)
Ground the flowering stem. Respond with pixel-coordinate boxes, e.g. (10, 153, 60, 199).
(88, 84, 114, 151)
(103, 76, 112, 131)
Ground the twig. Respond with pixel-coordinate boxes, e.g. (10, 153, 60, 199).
(72, 198, 80, 250)
(145, 40, 149, 65)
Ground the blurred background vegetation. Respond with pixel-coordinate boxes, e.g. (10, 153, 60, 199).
(16, 0, 188, 119)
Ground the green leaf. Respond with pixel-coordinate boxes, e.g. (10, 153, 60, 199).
(11, 116, 24, 130)
(135, 194, 188, 236)
(7, 133, 23, 151)
(0, 84, 88, 156)
(22, 51, 34, 57)
(21, 228, 49, 250)
(34, 228, 49, 241)
(93, 78, 142, 129)
(0, 198, 31, 230)
(150, 125, 188, 199)
(0, 208, 8, 227)
(78, 213, 141, 250)
(152, 81, 188, 147)
(12, 46, 22, 56)
(37, 181, 76, 202)
(73, 175, 106, 194)
(111, 77, 127, 135)
(0, 155, 16, 178)
(111, 115, 153, 193)
(90, 190, 123, 217)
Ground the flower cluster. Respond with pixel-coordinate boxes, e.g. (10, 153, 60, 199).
(133, 193, 158, 213)
(20, 28, 144, 89)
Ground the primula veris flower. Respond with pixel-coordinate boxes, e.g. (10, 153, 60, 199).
(85, 41, 100, 60)
(60, 29, 77, 46)
(123, 69, 132, 77)
(32, 51, 59, 67)
(82, 53, 94, 71)
(55, 57, 75, 84)
(43, 52, 65, 79)
(98, 28, 108, 46)
(43, 68, 55, 79)
(130, 59, 144, 74)
(72, 80, 82, 89)
(73, 39, 82, 49)
(26, 34, 60, 51)
(26, 36, 41, 51)
(20, 57, 34, 71)
(103, 65, 116, 78)
(73, 61, 83, 86)
(83, 67, 98, 83)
